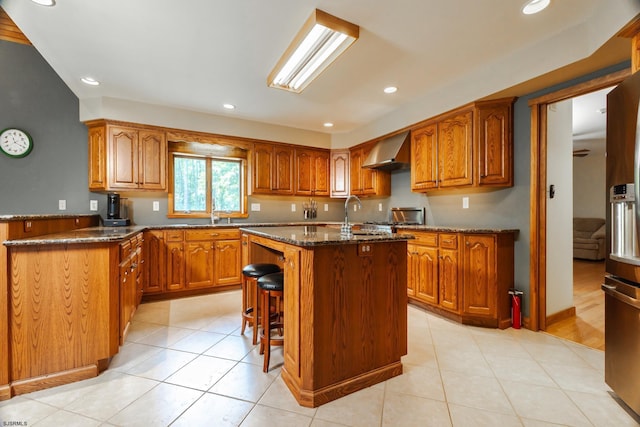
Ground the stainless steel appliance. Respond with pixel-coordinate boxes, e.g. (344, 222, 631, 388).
(604, 71, 640, 416)
(360, 207, 425, 234)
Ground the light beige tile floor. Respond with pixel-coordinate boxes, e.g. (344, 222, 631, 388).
(2, 289, 639, 426)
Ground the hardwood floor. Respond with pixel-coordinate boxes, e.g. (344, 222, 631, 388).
(545, 259, 605, 350)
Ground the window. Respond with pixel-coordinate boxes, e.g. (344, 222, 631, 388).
(169, 151, 246, 218)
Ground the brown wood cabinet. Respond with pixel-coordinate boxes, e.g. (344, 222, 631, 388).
(86, 120, 167, 191)
(410, 97, 514, 192)
(330, 150, 350, 198)
(119, 232, 144, 343)
(143, 228, 241, 297)
(295, 148, 330, 196)
(252, 142, 294, 195)
(399, 229, 514, 328)
(349, 143, 390, 196)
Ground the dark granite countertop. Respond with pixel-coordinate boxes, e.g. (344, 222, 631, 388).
(395, 225, 518, 234)
(0, 213, 99, 221)
(144, 221, 345, 230)
(240, 225, 412, 247)
(3, 226, 146, 246)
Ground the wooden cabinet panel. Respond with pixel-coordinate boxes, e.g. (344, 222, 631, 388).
(185, 241, 215, 288)
(295, 148, 330, 196)
(349, 144, 390, 197)
(313, 150, 330, 196)
(144, 231, 165, 294)
(166, 241, 185, 291)
(273, 145, 294, 194)
(252, 142, 274, 194)
(349, 148, 363, 194)
(438, 111, 473, 188)
(411, 123, 438, 190)
(330, 150, 350, 198)
(138, 130, 167, 190)
(477, 103, 513, 186)
(283, 246, 301, 379)
(360, 144, 376, 194)
(438, 246, 459, 312)
(110, 127, 138, 189)
(88, 126, 107, 190)
(215, 239, 241, 286)
(462, 235, 496, 317)
(415, 245, 439, 305)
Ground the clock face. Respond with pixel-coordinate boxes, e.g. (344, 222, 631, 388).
(0, 128, 33, 158)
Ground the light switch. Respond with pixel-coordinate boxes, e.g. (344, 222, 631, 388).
(58, 200, 66, 210)
(378, 203, 383, 211)
(152, 201, 160, 211)
(462, 197, 469, 209)
(90, 200, 98, 211)
(251, 203, 261, 211)
(291, 203, 296, 212)
(324, 203, 329, 212)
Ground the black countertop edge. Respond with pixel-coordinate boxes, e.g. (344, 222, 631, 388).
(395, 225, 519, 234)
(0, 213, 100, 221)
(240, 226, 413, 247)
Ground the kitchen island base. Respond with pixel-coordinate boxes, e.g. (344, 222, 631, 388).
(242, 227, 409, 408)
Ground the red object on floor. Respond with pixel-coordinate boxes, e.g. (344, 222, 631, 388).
(511, 291, 522, 329)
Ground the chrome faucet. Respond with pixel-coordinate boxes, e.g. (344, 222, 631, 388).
(341, 195, 362, 236)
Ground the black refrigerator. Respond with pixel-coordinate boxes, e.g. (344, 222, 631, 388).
(603, 70, 640, 416)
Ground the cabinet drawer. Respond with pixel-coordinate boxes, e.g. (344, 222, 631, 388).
(120, 240, 132, 259)
(439, 233, 458, 249)
(401, 231, 437, 247)
(186, 228, 240, 241)
(165, 230, 184, 242)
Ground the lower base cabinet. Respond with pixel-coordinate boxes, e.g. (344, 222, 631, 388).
(399, 229, 514, 329)
(143, 228, 242, 298)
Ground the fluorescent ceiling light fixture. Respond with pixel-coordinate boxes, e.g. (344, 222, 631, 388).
(31, 0, 55, 6)
(81, 77, 100, 86)
(268, 9, 359, 93)
(384, 86, 398, 94)
(223, 103, 236, 110)
(323, 122, 334, 128)
(522, 0, 550, 15)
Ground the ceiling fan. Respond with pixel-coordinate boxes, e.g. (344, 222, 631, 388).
(573, 148, 590, 157)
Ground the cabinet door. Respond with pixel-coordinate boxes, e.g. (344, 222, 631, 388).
(411, 124, 438, 191)
(477, 104, 512, 186)
(215, 239, 241, 286)
(119, 257, 133, 343)
(109, 126, 139, 189)
(313, 150, 330, 196)
(144, 231, 165, 294)
(185, 241, 215, 288)
(349, 148, 363, 194)
(406, 244, 417, 297)
(360, 144, 377, 195)
(438, 247, 459, 312)
(438, 111, 473, 188)
(330, 150, 350, 198)
(252, 142, 273, 194)
(295, 149, 314, 195)
(166, 242, 185, 291)
(88, 125, 107, 190)
(138, 130, 167, 190)
(273, 145, 294, 194)
(462, 235, 496, 317)
(416, 245, 439, 305)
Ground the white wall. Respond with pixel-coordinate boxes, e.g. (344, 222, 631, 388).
(546, 100, 574, 316)
(573, 148, 606, 219)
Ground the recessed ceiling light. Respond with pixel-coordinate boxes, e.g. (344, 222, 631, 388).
(323, 122, 334, 128)
(31, 0, 55, 6)
(522, 0, 550, 15)
(81, 77, 100, 86)
(384, 86, 398, 94)
(223, 104, 235, 110)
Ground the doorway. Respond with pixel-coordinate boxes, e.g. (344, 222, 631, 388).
(528, 68, 630, 332)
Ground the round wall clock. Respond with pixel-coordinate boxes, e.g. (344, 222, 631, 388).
(0, 128, 33, 158)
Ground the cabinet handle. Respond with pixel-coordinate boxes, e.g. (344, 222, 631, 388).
(466, 241, 470, 246)
(210, 233, 219, 237)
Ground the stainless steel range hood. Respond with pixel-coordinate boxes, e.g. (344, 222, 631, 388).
(362, 131, 410, 171)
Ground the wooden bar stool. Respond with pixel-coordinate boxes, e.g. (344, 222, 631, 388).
(258, 271, 284, 373)
(241, 263, 281, 345)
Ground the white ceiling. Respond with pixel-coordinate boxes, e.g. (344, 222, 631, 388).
(2, 0, 639, 142)
(572, 87, 614, 155)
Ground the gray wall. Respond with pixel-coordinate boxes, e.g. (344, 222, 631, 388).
(0, 38, 629, 316)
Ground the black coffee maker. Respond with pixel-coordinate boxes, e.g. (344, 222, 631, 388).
(103, 192, 130, 226)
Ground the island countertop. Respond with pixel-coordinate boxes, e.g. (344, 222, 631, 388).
(239, 225, 413, 247)
(3, 226, 146, 246)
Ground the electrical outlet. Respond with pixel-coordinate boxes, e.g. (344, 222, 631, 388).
(90, 200, 98, 211)
(152, 201, 160, 211)
(324, 203, 329, 212)
(58, 200, 66, 210)
(291, 203, 296, 212)
(251, 203, 261, 211)
(378, 203, 383, 212)
(462, 197, 469, 209)
(353, 204, 357, 212)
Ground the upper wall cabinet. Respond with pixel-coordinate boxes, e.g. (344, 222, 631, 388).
(295, 148, 330, 196)
(330, 150, 350, 198)
(349, 143, 390, 197)
(86, 120, 167, 192)
(410, 97, 515, 193)
(251, 142, 294, 195)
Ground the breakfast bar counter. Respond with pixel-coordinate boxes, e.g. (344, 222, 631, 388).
(240, 226, 410, 407)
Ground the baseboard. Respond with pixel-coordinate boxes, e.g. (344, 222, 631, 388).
(546, 306, 576, 326)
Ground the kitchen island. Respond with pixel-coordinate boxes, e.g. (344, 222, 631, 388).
(240, 225, 410, 407)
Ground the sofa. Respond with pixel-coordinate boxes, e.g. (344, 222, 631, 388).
(573, 217, 606, 260)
